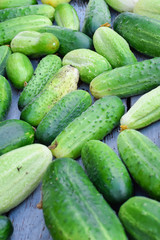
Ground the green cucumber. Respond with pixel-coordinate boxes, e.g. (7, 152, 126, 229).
(0, 119, 35, 155)
(55, 3, 79, 30)
(6, 53, 33, 89)
(0, 46, 11, 76)
(20, 65, 79, 127)
(113, 12, 160, 57)
(0, 76, 11, 121)
(0, 216, 13, 240)
(0, 4, 55, 22)
(93, 27, 137, 68)
(0, 144, 52, 214)
(81, 140, 133, 205)
(90, 57, 160, 99)
(119, 196, 160, 240)
(41, 0, 71, 8)
(38, 26, 93, 56)
(0, 15, 52, 45)
(62, 49, 112, 84)
(50, 96, 124, 159)
(0, 0, 37, 9)
(42, 158, 127, 240)
(117, 129, 160, 200)
(82, 0, 111, 38)
(36, 90, 92, 145)
(18, 55, 62, 110)
(105, 0, 138, 12)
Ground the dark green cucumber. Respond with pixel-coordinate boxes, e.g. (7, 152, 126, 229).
(42, 158, 127, 240)
(50, 96, 125, 159)
(119, 196, 160, 240)
(0, 0, 37, 9)
(0, 119, 35, 155)
(82, 0, 111, 37)
(0, 46, 11, 76)
(38, 26, 93, 56)
(117, 129, 160, 200)
(36, 90, 92, 145)
(0, 216, 13, 240)
(18, 55, 62, 110)
(113, 12, 160, 57)
(81, 140, 133, 205)
(0, 76, 11, 120)
(90, 57, 160, 98)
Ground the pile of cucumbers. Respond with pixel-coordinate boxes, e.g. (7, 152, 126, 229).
(0, 0, 160, 239)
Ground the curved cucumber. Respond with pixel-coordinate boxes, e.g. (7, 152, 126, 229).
(105, 0, 138, 12)
(0, 216, 13, 240)
(0, 76, 11, 121)
(36, 90, 92, 145)
(42, 158, 127, 240)
(41, 0, 71, 8)
(117, 129, 160, 200)
(50, 96, 125, 159)
(0, 0, 37, 9)
(0, 46, 11, 76)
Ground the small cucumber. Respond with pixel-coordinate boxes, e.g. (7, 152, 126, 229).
(0, 216, 13, 240)
(62, 49, 112, 84)
(50, 96, 124, 159)
(6, 53, 34, 89)
(20, 65, 79, 127)
(105, 0, 138, 12)
(42, 158, 127, 240)
(18, 55, 62, 110)
(0, 144, 52, 214)
(0, 76, 11, 121)
(41, 0, 71, 8)
(0, 0, 37, 9)
(117, 129, 160, 200)
(0, 46, 11, 76)
(36, 90, 92, 145)
(0, 119, 35, 155)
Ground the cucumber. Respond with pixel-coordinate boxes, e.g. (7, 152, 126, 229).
(11, 31, 60, 58)
(0, 216, 13, 240)
(90, 57, 160, 99)
(18, 55, 62, 110)
(0, 45, 11, 76)
(121, 86, 160, 130)
(113, 12, 160, 57)
(93, 27, 137, 68)
(55, 3, 79, 30)
(20, 65, 79, 127)
(117, 129, 160, 200)
(0, 15, 52, 45)
(0, 0, 37, 9)
(105, 0, 138, 12)
(6, 53, 34, 89)
(0, 119, 35, 155)
(81, 140, 133, 205)
(36, 90, 92, 145)
(82, 0, 111, 38)
(0, 4, 55, 22)
(0, 76, 11, 121)
(50, 96, 125, 159)
(119, 196, 160, 240)
(42, 158, 127, 240)
(41, 0, 71, 8)
(0, 144, 52, 214)
(38, 26, 93, 56)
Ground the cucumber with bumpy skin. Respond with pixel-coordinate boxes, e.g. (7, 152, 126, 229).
(0, 75, 11, 121)
(0, 0, 37, 9)
(0, 46, 11, 76)
(0, 216, 13, 240)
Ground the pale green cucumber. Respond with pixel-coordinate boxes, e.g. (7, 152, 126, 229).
(0, 0, 37, 9)
(105, 0, 138, 12)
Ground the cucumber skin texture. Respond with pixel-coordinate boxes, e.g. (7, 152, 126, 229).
(20, 65, 79, 127)
(42, 158, 127, 240)
(113, 12, 160, 57)
(119, 197, 160, 240)
(39, 26, 93, 56)
(93, 27, 137, 68)
(18, 55, 62, 110)
(0, 0, 37, 9)
(121, 86, 160, 130)
(90, 57, 160, 99)
(117, 129, 160, 200)
(50, 96, 125, 159)
(62, 49, 112, 84)
(0, 76, 11, 121)
(0, 216, 13, 240)
(36, 90, 92, 145)
(0, 144, 52, 214)
(41, 0, 71, 8)
(0, 119, 35, 156)
(0, 4, 55, 22)
(0, 15, 52, 45)
(82, 0, 111, 38)
(55, 3, 80, 31)
(0, 46, 11, 76)
(105, 0, 138, 12)
(6, 53, 34, 89)
(81, 140, 133, 205)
